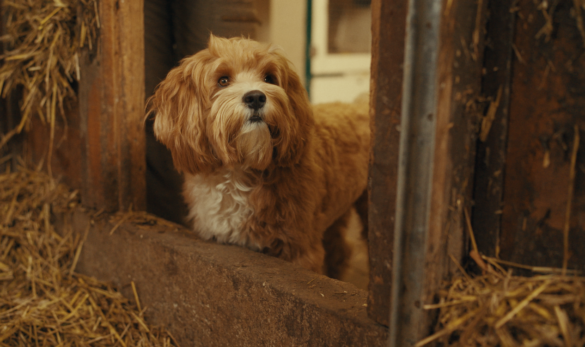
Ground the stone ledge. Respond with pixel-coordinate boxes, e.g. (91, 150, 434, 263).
(62, 208, 388, 346)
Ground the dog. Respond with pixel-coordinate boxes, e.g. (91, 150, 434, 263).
(148, 35, 369, 278)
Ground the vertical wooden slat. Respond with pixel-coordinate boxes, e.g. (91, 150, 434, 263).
(499, 1, 585, 271)
(0, 2, 22, 172)
(79, 0, 145, 211)
(472, 0, 516, 259)
(367, 0, 407, 327)
(0, 6, 10, 171)
(0, 0, 5, 167)
(428, 0, 487, 286)
(116, 0, 145, 211)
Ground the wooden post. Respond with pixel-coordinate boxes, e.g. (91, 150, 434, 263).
(78, 0, 145, 211)
(386, 0, 486, 344)
(367, 0, 406, 327)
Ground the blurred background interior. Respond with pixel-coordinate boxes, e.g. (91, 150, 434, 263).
(256, 0, 371, 104)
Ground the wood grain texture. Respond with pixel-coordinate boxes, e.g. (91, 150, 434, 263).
(78, 0, 145, 211)
(62, 209, 388, 347)
(426, 0, 487, 296)
(369, 0, 486, 333)
(367, 0, 406, 327)
(499, 1, 585, 271)
(472, 0, 516, 260)
(0, 0, 23, 172)
(389, 0, 488, 343)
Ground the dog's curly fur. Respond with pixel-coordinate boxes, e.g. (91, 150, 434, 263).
(148, 35, 369, 277)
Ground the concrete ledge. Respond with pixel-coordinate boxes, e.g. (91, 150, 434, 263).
(62, 209, 387, 346)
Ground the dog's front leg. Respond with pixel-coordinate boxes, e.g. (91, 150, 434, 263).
(264, 237, 325, 274)
(292, 245, 325, 274)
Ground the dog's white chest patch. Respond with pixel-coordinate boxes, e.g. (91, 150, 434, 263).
(184, 171, 260, 250)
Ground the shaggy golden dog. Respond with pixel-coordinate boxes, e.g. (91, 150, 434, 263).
(148, 35, 369, 278)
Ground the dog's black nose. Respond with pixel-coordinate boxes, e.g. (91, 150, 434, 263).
(243, 90, 266, 110)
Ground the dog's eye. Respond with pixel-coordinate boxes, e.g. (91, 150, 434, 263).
(218, 76, 230, 87)
(264, 74, 277, 85)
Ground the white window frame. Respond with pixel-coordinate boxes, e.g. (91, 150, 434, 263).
(311, 0, 371, 75)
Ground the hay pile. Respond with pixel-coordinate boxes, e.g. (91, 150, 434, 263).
(417, 212, 585, 346)
(417, 258, 585, 346)
(0, 166, 177, 346)
(0, 0, 99, 150)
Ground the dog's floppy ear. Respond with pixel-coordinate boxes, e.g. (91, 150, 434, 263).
(272, 57, 315, 167)
(147, 53, 219, 174)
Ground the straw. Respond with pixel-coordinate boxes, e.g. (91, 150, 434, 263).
(0, 0, 99, 157)
(418, 266, 585, 346)
(416, 212, 585, 346)
(0, 165, 178, 346)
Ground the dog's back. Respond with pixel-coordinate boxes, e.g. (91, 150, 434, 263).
(310, 102, 370, 232)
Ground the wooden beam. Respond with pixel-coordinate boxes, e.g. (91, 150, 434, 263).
(389, 0, 487, 344)
(367, 0, 407, 327)
(78, 0, 145, 211)
(60, 208, 388, 346)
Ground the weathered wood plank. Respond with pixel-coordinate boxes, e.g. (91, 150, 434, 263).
(78, 0, 145, 211)
(427, 0, 487, 287)
(499, 1, 585, 271)
(0, 0, 6, 170)
(367, 0, 407, 327)
(60, 208, 388, 347)
(0, 1, 22, 172)
(472, 0, 516, 259)
(389, 0, 487, 343)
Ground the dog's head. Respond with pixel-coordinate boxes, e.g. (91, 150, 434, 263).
(148, 35, 313, 174)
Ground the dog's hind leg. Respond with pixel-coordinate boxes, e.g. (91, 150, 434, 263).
(322, 210, 353, 280)
(354, 189, 368, 240)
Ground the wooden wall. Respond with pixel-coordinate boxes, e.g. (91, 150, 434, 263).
(473, 0, 585, 272)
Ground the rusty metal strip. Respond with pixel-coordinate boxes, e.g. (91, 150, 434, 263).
(388, 0, 442, 345)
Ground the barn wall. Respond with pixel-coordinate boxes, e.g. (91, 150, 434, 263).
(473, 0, 585, 272)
